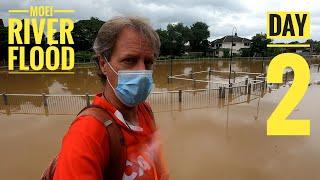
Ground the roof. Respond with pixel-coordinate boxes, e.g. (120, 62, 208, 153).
(212, 34, 251, 44)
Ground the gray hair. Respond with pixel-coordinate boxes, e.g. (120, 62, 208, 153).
(92, 16, 160, 84)
(93, 16, 160, 59)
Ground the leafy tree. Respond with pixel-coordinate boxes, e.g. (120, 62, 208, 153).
(189, 22, 210, 52)
(306, 39, 320, 54)
(0, 26, 8, 65)
(250, 33, 271, 57)
(156, 28, 170, 55)
(222, 49, 230, 58)
(240, 48, 252, 57)
(54, 17, 104, 52)
(156, 23, 191, 56)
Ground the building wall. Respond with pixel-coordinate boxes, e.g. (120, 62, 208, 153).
(221, 42, 250, 54)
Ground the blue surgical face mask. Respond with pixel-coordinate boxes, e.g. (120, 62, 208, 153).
(104, 56, 153, 107)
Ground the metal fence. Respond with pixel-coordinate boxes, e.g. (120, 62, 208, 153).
(2, 56, 319, 71)
(0, 80, 270, 115)
(0, 63, 301, 115)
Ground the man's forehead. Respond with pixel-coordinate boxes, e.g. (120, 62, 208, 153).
(115, 28, 154, 53)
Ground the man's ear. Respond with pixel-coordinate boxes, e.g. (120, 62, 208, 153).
(99, 56, 108, 76)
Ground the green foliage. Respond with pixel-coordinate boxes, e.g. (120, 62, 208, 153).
(189, 22, 210, 52)
(240, 48, 251, 57)
(54, 17, 104, 52)
(222, 49, 230, 58)
(0, 26, 8, 64)
(306, 39, 320, 54)
(250, 33, 271, 57)
(75, 51, 94, 63)
(156, 21, 210, 56)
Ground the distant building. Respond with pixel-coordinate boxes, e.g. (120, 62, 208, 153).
(285, 47, 311, 56)
(211, 33, 251, 57)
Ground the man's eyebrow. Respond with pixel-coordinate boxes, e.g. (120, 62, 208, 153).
(120, 53, 139, 59)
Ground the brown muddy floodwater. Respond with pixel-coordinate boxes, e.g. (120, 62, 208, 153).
(1, 59, 320, 180)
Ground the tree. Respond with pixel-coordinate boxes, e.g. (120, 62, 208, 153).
(306, 39, 320, 54)
(0, 26, 8, 65)
(156, 28, 170, 55)
(250, 33, 271, 57)
(189, 22, 210, 52)
(156, 23, 191, 56)
(222, 49, 230, 58)
(240, 48, 252, 57)
(55, 17, 104, 52)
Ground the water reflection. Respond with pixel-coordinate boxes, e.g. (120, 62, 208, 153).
(0, 59, 274, 94)
(1, 59, 319, 116)
(1, 60, 320, 180)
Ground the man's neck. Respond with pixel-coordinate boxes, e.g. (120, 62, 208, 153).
(103, 88, 138, 124)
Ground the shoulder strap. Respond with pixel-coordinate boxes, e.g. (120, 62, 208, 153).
(76, 105, 127, 180)
(41, 105, 127, 180)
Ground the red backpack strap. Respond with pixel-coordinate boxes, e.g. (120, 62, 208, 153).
(41, 105, 127, 180)
(77, 105, 127, 180)
(40, 155, 58, 180)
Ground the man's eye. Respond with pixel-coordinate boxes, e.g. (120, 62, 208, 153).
(123, 58, 136, 64)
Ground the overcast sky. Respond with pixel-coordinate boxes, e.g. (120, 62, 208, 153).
(1, 0, 319, 41)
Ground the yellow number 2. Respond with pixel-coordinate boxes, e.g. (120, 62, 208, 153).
(267, 53, 310, 136)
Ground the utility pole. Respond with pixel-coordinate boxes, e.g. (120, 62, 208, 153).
(228, 26, 237, 85)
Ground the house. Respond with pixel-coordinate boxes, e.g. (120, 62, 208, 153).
(211, 33, 251, 57)
(285, 47, 311, 56)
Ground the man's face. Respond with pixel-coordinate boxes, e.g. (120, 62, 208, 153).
(100, 27, 155, 87)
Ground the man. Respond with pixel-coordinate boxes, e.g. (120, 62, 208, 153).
(53, 16, 168, 180)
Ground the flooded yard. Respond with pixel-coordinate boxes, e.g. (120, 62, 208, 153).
(0, 59, 320, 179)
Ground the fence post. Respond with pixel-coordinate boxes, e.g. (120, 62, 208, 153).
(193, 78, 196, 88)
(86, 93, 90, 106)
(178, 90, 182, 103)
(285, 71, 288, 84)
(245, 78, 248, 86)
(265, 78, 268, 89)
(3, 93, 8, 105)
(247, 83, 252, 103)
(233, 71, 236, 83)
(219, 87, 222, 98)
(318, 64, 319, 72)
(219, 87, 226, 98)
(42, 93, 48, 107)
(261, 80, 266, 97)
(228, 83, 233, 102)
(245, 78, 249, 95)
(229, 83, 233, 95)
(208, 67, 211, 82)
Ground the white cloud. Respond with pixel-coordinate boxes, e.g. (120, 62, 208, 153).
(0, 0, 319, 40)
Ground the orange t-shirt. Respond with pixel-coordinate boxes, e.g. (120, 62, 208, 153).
(54, 93, 168, 180)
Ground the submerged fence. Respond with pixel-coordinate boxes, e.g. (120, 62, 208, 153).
(0, 65, 299, 115)
(0, 80, 277, 115)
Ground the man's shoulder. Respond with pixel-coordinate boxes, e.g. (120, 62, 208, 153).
(68, 115, 109, 143)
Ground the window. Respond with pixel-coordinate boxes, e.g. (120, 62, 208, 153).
(232, 43, 236, 46)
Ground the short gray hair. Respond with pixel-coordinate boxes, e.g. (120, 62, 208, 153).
(93, 16, 160, 59)
(93, 16, 160, 84)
